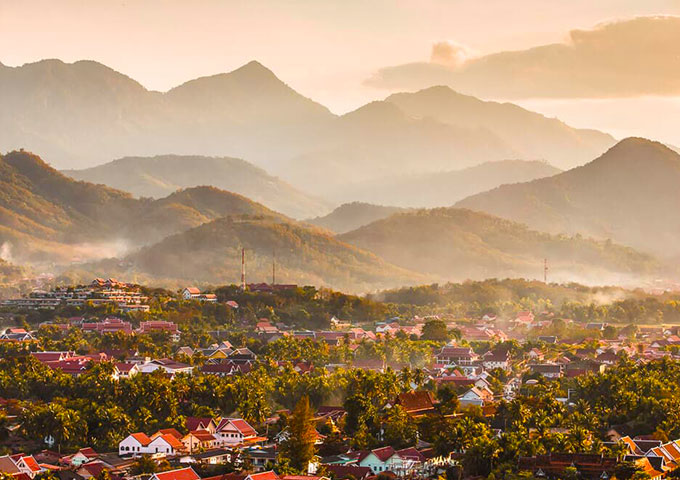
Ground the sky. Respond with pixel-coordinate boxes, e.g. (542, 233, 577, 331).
(2, 0, 680, 144)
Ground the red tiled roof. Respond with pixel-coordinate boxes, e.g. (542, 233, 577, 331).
(397, 391, 436, 414)
(130, 433, 152, 446)
(216, 418, 257, 437)
(189, 430, 216, 442)
(21, 456, 41, 472)
(186, 417, 214, 431)
(156, 429, 183, 440)
(247, 472, 279, 480)
(370, 446, 396, 462)
(157, 433, 184, 449)
(154, 467, 200, 480)
(324, 465, 371, 480)
(77, 448, 97, 459)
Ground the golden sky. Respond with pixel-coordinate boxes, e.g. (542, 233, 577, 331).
(2, 0, 680, 144)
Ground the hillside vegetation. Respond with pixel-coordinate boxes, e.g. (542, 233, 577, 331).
(64, 154, 329, 219)
(121, 215, 423, 293)
(457, 138, 680, 258)
(339, 207, 659, 284)
(0, 150, 285, 262)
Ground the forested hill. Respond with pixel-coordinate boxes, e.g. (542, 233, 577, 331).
(118, 215, 423, 293)
(456, 138, 680, 258)
(64, 154, 330, 219)
(339, 207, 659, 284)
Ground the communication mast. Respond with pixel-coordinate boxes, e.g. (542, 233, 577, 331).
(272, 249, 276, 285)
(241, 248, 246, 291)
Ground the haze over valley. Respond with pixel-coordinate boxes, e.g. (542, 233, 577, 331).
(1, 3, 679, 293)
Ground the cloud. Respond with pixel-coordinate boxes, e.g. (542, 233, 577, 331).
(365, 16, 680, 99)
(430, 41, 470, 68)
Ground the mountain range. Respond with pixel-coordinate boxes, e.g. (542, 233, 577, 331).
(0, 147, 664, 291)
(0, 150, 282, 262)
(63, 154, 329, 219)
(1, 59, 615, 189)
(456, 138, 680, 258)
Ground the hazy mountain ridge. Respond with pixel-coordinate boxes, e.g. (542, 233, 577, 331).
(385, 86, 615, 170)
(64, 154, 330, 219)
(338, 207, 659, 284)
(0, 150, 286, 262)
(1, 59, 616, 189)
(456, 138, 680, 258)
(307, 202, 410, 234)
(117, 215, 424, 293)
(326, 160, 562, 207)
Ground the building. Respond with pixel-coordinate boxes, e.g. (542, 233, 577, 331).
(182, 288, 217, 303)
(215, 418, 259, 446)
(435, 346, 478, 366)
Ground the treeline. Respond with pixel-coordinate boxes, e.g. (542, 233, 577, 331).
(376, 279, 680, 324)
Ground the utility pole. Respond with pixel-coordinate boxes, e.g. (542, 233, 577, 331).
(272, 248, 276, 285)
(543, 258, 548, 283)
(241, 248, 246, 291)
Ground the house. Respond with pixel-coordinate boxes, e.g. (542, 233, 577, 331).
(514, 311, 535, 327)
(118, 433, 152, 456)
(31, 351, 75, 363)
(357, 446, 398, 474)
(244, 448, 278, 471)
(76, 461, 109, 479)
(529, 363, 563, 379)
(115, 363, 140, 379)
(148, 433, 184, 455)
(518, 453, 617, 480)
(189, 448, 233, 465)
(12, 455, 42, 478)
(459, 386, 494, 407)
(182, 430, 219, 453)
(182, 288, 201, 300)
(527, 348, 544, 360)
(138, 358, 193, 375)
(0, 329, 37, 342)
(323, 465, 372, 480)
(394, 391, 437, 417)
(182, 287, 217, 303)
(215, 418, 259, 446)
(138, 321, 180, 341)
(186, 417, 218, 434)
(435, 346, 478, 366)
(596, 350, 619, 365)
(68, 448, 98, 467)
(150, 467, 201, 480)
(482, 350, 510, 370)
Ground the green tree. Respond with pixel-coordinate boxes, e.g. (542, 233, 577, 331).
(421, 320, 450, 342)
(281, 396, 317, 472)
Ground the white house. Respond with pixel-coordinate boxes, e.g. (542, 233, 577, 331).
(182, 430, 219, 453)
(149, 433, 184, 455)
(119, 432, 152, 456)
(215, 418, 258, 446)
(358, 447, 401, 474)
(458, 386, 494, 407)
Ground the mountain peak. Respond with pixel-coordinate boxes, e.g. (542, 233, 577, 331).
(229, 60, 278, 81)
(594, 137, 679, 168)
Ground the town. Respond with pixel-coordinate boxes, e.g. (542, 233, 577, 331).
(0, 278, 679, 480)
